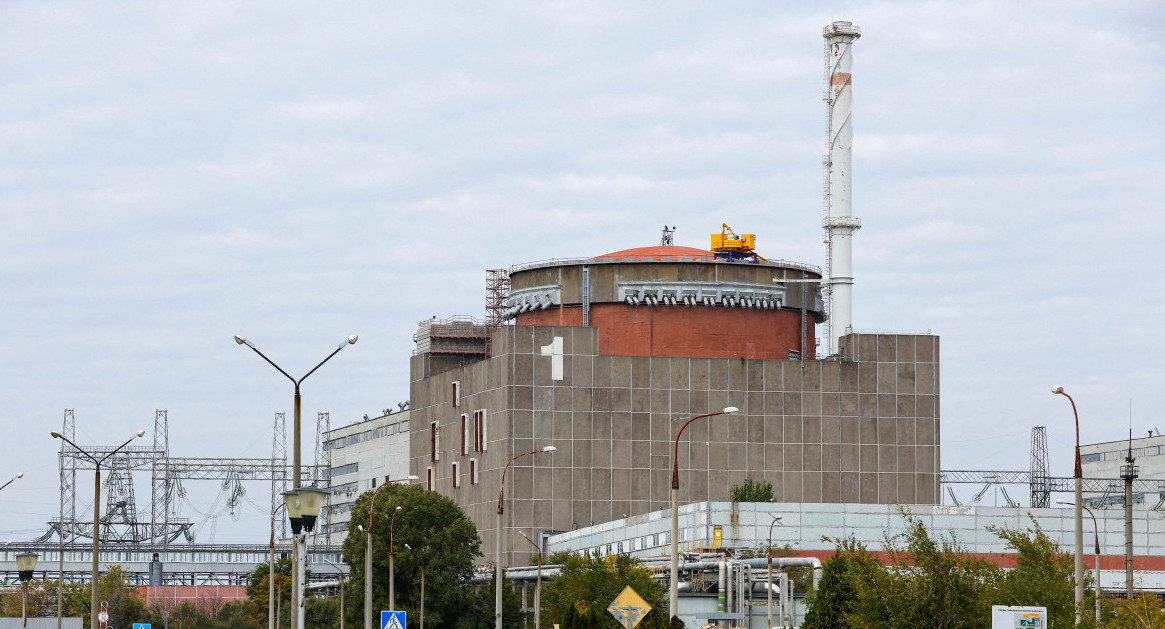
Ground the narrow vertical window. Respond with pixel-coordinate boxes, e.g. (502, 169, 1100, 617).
(470, 458, 478, 485)
(430, 421, 440, 461)
(452, 380, 461, 407)
(452, 461, 460, 488)
(426, 466, 433, 491)
(461, 413, 469, 456)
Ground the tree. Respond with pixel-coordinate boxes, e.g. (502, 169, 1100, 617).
(729, 478, 773, 502)
(247, 556, 293, 626)
(801, 537, 885, 629)
(540, 553, 664, 629)
(343, 482, 483, 629)
(987, 518, 1077, 628)
(1108, 593, 1165, 629)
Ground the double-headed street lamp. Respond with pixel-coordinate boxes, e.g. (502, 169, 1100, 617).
(236, 333, 357, 629)
(282, 486, 329, 629)
(364, 476, 417, 629)
(17, 552, 38, 629)
(670, 407, 739, 618)
(51, 429, 145, 629)
(766, 515, 783, 629)
(1052, 385, 1084, 624)
(1058, 499, 1102, 625)
(496, 446, 557, 629)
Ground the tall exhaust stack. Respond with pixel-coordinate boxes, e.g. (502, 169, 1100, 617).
(822, 21, 861, 355)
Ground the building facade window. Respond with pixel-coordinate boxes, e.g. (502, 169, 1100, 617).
(426, 466, 433, 491)
(430, 421, 440, 461)
(473, 409, 488, 452)
(452, 380, 461, 407)
(452, 461, 460, 488)
(461, 413, 469, 455)
(470, 458, 478, 485)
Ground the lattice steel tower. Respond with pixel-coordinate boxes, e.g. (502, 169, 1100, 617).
(1029, 425, 1051, 508)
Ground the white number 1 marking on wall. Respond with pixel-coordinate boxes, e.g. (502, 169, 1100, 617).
(540, 336, 564, 381)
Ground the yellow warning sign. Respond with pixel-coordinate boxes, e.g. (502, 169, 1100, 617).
(607, 585, 652, 629)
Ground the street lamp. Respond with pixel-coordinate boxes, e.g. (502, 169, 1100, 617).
(364, 476, 417, 629)
(0, 472, 23, 493)
(17, 552, 38, 629)
(237, 333, 357, 629)
(1058, 499, 1102, 625)
(518, 530, 542, 629)
(404, 544, 429, 629)
(496, 446, 556, 629)
(670, 407, 739, 618)
(51, 428, 145, 629)
(1052, 385, 1084, 624)
(320, 557, 348, 629)
(283, 486, 329, 629)
(766, 515, 783, 629)
(269, 503, 287, 629)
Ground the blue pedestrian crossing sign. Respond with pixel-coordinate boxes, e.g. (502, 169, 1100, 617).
(381, 611, 406, 629)
(133, 624, 152, 629)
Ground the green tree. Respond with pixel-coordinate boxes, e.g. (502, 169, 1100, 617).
(1108, 593, 1165, 629)
(343, 482, 483, 629)
(801, 536, 885, 629)
(247, 556, 293, 626)
(540, 554, 664, 629)
(729, 478, 774, 502)
(987, 518, 1077, 628)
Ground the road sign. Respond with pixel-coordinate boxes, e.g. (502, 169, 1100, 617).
(97, 611, 109, 623)
(381, 610, 406, 629)
(133, 624, 152, 629)
(607, 585, 652, 629)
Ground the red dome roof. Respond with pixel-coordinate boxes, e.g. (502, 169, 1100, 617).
(593, 245, 714, 261)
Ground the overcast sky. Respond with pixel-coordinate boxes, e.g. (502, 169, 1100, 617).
(2, 1, 1162, 543)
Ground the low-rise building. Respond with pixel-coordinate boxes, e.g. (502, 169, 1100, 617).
(321, 409, 411, 544)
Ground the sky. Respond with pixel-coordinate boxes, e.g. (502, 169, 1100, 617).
(2, 1, 1162, 544)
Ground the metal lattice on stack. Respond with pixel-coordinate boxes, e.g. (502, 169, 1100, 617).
(1029, 425, 1051, 508)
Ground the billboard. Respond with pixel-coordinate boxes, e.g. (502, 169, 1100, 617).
(991, 605, 1047, 628)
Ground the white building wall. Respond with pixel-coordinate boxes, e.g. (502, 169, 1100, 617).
(1081, 435, 1165, 510)
(548, 501, 1165, 591)
(320, 411, 411, 544)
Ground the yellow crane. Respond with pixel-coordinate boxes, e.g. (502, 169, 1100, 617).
(710, 224, 765, 261)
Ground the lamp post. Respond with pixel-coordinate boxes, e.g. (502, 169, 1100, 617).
(1058, 499, 1102, 625)
(0, 472, 23, 493)
(518, 530, 542, 629)
(766, 515, 783, 629)
(236, 333, 357, 629)
(1052, 385, 1084, 624)
(405, 544, 428, 629)
(51, 428, 145, 629)
(670, 407, 739, 618)
(282, 486, 329, 629)
(17, 552, 38, 629)
(364, 476, 417, 629)
(389, 497, 408, 615)
(320, 558, 347, 629)
(496, 446, 556, 629)
(269, 503, 287, 629)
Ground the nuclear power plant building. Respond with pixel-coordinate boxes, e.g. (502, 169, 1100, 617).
(408, 244, 940, 564)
